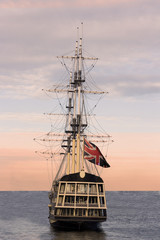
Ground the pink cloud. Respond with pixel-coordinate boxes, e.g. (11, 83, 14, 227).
(0, 158, 50, 190)
(1, 132, 160, 190)
(0, 0, 135, 8)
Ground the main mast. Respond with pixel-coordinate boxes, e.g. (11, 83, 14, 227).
(72, 35, 83, 174)
(35, 24, 110, 180)
(64, 27, 98, 175)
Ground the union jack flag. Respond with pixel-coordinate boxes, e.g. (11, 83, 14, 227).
(84, 138, 110, 168)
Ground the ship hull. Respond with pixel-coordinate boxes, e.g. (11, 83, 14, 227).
(50, 220, 102, 230)
(48, 172, 107, 230)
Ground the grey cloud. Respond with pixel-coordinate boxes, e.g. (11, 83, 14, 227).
(1, 2, 160, 99)
(94, 74, 160, 97)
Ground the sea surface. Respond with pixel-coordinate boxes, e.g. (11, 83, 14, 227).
(0, 191, 160, 240)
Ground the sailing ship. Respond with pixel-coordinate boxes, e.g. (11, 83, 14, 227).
(35, 25, 112, 229)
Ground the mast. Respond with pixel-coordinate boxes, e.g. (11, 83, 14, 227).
(35, 24, 110, 180)
(76, 36, 82, 173)
(71, 39, 78, 174)
(66, 72, 72, 175)
(72, 25, 84, 174)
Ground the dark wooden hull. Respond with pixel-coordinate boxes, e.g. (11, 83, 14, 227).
(49, 214, 106, 230)
(50, 220, 102, 231)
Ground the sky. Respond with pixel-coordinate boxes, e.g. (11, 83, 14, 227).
(0, 0, 160, 190)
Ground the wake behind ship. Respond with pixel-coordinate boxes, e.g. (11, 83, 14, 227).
(35, 24, 112, 229)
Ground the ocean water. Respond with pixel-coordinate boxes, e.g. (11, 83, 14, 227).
(0, 191, 160, 240)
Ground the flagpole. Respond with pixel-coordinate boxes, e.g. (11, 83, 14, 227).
(94, 164, 100, 177)
(82, 136, 84, 170)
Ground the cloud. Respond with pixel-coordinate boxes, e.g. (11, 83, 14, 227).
(0, 112, 46, 132)
(1, 1, 160, 191)
(0, 112, 43, 121)
(0, 0, 136, 9)
(93, 73, 160, 97)
(1, 1, 160, 99)
(0, 63, 65, 99)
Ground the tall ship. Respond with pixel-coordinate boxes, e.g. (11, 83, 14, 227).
(35, 25, 112, 229)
